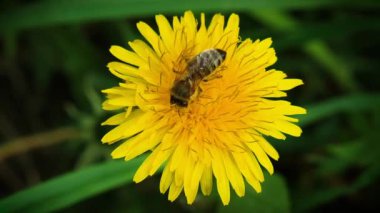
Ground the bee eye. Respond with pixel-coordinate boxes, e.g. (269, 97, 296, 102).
(181, 100, 188, 107)
(216, 49, 226, 60)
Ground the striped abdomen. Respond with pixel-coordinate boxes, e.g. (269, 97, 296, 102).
(187, 48, 226, 80)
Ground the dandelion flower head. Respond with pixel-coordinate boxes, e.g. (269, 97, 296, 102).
(101, 11, 306, 205)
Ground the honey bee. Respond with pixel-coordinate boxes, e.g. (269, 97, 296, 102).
(170, 48, 226, 107)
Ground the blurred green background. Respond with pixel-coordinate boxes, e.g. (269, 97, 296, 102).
(0, 0, 379, 212)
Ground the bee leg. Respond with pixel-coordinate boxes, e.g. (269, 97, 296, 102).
(214, 73, 223, 79)
(173, 69, 182, 74)
(150, 72, 163, 93)
(159, 72, 163, 87)
(203, 74, 223, 82)
(198, 86, 203, 94)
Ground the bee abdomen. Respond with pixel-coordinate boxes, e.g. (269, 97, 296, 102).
(208, 48, 225, 70)
(188, 48, 226, 79)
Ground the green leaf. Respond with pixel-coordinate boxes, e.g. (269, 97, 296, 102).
(277, 18, 380, 49)
(294, 187, 347, 213)
(0, 157, 145, 213)
(251, 10, 361, 91)
(295, 164, 380, 212)
(218, 174, 290, 213)
(315, 142, 364, 176)
(298, 93, 380, 126)
(304, 40, 358, 91)
(0, 0, 378, 33)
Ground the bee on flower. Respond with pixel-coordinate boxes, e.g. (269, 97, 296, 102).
(101, 11, 306, 205)
(170, 48, 226, 107)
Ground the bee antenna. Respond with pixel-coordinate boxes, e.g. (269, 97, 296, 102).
(177, 108, 186, 124)
(224, 40, 239, 52)
(214, 30, 233, 49)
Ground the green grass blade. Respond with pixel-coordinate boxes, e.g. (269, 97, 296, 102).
(299, 93, 380, 126)
(251, 10, 360, 91)
(295, 164, 380, 212)
(304, 40, 359, 91)
(276, 17, 380, 49)
(1, 0, 377, 33)
(0, 157, 145, 213)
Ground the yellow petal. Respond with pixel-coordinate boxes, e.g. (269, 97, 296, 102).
(208, 14, 225, 46)
(244, 152, 264, 182)
(102, 100, 123, 111)
(264, 90, 287, 98)
(189, 161, 204, 201)
(170, 143, 188, 171)
(182, 11, 197, 44)
(107, 62, 140, 78)
(155, 14, 174, 51)
(101, 110, 146, 143)
(278, 79, 304, 91)
(252, 38, 273, 58)
(223, 151, 245, 197)
(133, 151, 157, 183)
(102, 86, 135, 95)
(111, 132, 149, 159)
(172, 16, 180, 30)
(123, 131, 162, 161)
(128, 39, 150, 60)
(149, 144, 173, 175)
(247, 142, 274, 174)
(232, 152, 262, 192)
(246, 175, 262, 193)
(212, 149, 230, 205)
(160, 163, 173, 193)
(107, 96, 135, 107)
(184, 157, 197, 204)
(252, 122, 287, 140)
(136, 21, 160, 54)
(109, 45, 144, 66)
(200, 165, 213, 196)
(270, 100, 307, 115)
(225, 13, 240, 33)
(256, 136, 279, 161)
(101, 112, 125, 126)
(168, 183, 183, 202)
(274, 120, 303, 137)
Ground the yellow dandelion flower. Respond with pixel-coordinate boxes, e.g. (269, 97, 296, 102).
(101, 11, 306, 205)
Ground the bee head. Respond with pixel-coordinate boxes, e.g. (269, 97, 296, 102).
(170, 79, 192, 107)
(216, 49, 226, 60)
(170, 96, 188, 107)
